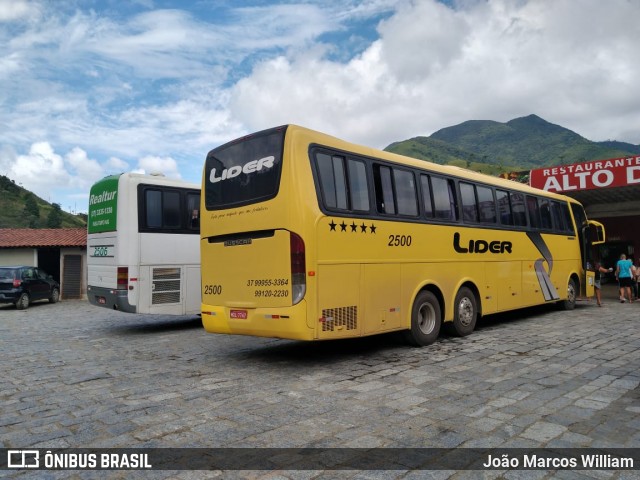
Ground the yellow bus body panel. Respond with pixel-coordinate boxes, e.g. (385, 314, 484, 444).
(201, 125, 596, 342)
(202, 300, 312, 340)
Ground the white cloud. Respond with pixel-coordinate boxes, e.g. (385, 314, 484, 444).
(0, 142, 125, 209)
(136, 155, 181, 179)
(1, 0, 639, 213)
(0, 0, 38, 22)
(106, 157, 129, 172)
(230, 0, 640, 147)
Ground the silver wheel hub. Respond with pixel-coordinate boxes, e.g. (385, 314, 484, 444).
(458, 297, 474, 327)
(418, 303, 436, 335)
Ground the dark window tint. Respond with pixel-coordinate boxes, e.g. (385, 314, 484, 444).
(347, 159, 369, 211)
(539, 198, 552, 230)
(477, 185, 496, 223)
(562, 203, 575, 234)
(316, 154, 370, 212)
(164, 191, 181, 228)
(145, 190, 162, 228)
(205, 127, 284, 209)
(373, 165, 418, 216)
(186, 193, 200, 230)
(420, 175, 433, 217)
(395, 169, 418, 216)
(317, 153, 347, 209)
(496, 189, 513, 225)
(511, 192, 527, 226)
(431, 176, 457, 221)
(139, 186, 200, 233)
(460, 182, 478, 223)
(374, 165, 396, 214)
(527, 196, 541, 229)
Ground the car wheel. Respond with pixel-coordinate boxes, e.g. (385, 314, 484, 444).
(15, 293, 30, 310)
(49, 288, 60, 303)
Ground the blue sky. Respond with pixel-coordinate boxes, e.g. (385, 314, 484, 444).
(1, 0, 639, 215)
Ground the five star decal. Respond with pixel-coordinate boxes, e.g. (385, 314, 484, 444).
(328, 219, 377, 234)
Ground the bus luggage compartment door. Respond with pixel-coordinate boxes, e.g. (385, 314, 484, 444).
(317, 264, 361, 339)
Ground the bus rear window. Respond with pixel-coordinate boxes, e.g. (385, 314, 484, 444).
(204, 127, 285, 210)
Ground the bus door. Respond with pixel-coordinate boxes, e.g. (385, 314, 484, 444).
(583, 220, 606, 297)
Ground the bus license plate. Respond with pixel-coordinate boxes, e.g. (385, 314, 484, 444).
(230, 310, 248, 319)
(97, 296, 106, 305)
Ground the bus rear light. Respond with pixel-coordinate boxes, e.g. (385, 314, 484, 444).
(117, 267, 128, 289)
(290, 232, 306, 305)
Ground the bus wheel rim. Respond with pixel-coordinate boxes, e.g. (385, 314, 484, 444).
(458, 297, 474, 327)
(567, 282, 576, 302)
(418, 303, 436, 334)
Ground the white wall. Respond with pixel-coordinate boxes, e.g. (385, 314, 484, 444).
(0, 248, 37, 266)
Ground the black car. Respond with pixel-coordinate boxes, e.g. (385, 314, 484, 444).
(0, 266, 60, 309)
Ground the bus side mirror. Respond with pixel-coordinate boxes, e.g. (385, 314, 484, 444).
(588, 220, 606, 245)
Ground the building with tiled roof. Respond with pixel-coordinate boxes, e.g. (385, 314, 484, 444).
(0, 228, 86, 248)
(0, 228, 87, 300)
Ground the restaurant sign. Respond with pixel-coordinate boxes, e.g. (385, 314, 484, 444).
(529, 156, 640, 192)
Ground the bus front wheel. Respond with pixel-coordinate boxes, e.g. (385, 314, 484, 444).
(448, 286, 477, 337)
(404, 291, 441, 347)
(561, 277, 577, 310)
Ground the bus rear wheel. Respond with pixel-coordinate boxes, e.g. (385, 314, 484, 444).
(448, 286, 477, 337)
(404, 291, 441, 347)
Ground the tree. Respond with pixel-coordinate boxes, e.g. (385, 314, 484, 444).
(23, 195, 40, 227)
(47, 203, 63, 228)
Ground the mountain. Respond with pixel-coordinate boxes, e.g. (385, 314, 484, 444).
(0, 175, 87, 229)
(385, 114, 640, 172)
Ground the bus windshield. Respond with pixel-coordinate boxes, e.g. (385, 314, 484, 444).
(204, 127, 286, 210)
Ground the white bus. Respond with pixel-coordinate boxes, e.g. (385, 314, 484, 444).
(87, 172, 201, 315)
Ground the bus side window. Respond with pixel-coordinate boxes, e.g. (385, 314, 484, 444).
(420, 175, 434, 218)
(145, 190, 162, 228)
(460, 182, 479, 223)
(164, 191, 181, 228)
(431, 176, 457, 221)
(527, 195, 541, 229)
(539, 198, 552, 230)
(187, 193, 200, 230)
(496, 189, 513, 225)
(347, 159, 370, 211)
(561, 203, 575, 234)
(316, 153, 348, 209)
(374, 165, 396, 214)
(511, 192, 527, 227)
(394, 169, 418, 216)
(477, 185, 497, 223)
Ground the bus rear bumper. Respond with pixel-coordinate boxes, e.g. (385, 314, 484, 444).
(87, 285, 136, 313)
(201, 301, 313, 340)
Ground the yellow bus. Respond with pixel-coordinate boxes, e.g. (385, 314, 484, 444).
(200, 125, 605, 345)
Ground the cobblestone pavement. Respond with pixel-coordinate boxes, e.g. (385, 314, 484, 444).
(1, 288, 640, 479)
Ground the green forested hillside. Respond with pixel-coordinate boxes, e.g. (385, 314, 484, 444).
(385, 114, 639, 172)
(0, 175, 86, 229)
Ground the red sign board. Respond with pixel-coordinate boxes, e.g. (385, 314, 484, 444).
(530, 156, 640, 192)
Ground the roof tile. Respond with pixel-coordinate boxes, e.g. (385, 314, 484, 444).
(0, 228, 86, 248)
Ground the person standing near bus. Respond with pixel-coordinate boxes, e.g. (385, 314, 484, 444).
(616, 254, 634, 303)
(594, 262, 613, 307)
(633, 259, 640, 301)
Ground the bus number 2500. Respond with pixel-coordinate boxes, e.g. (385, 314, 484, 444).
(388, 235, 412, 247)
(204, 284, 222, 295)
